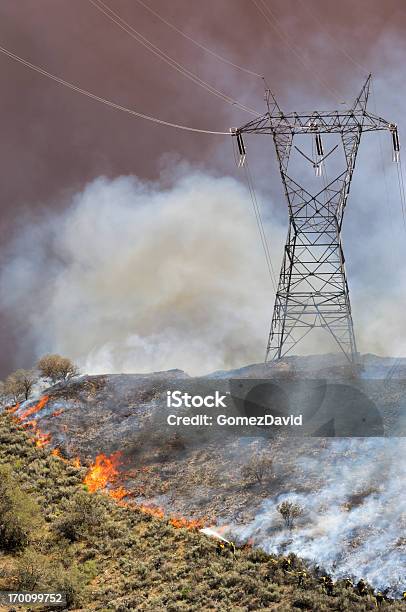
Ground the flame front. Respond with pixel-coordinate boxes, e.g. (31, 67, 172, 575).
(169, 517, 205, 529)
(9, 399, 206, 533)
(138, 504, 204, 530)
(139, 504, 165, 519)
(21, 416, 51, 448)
(35, 430, 51, 447)
(19, 396, 49, 421)
(82, 453, 205, 530)
(51, 449, 83, 470)
(6, 402, 20, 413)
(51, 409, 64, 417)
(109, 486, 129, 501)
(83, 451, 123, 493)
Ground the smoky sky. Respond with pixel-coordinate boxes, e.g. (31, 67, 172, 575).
(0, 0, 405, 377)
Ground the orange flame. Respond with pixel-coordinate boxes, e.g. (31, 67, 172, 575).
(20, 417, 51, 448)
(109, 486, 128, 501)
(6, 402, 20, 413)
(137, 504, 204, 530)
(83, 452, 131, 500)
(138, 504, 165, 519)
(35, 431, 51, 447)
(51, 409, 64, 417)
(169, 516, 205, 530)
(51, 449, 83, 469)
(83, 453, 203, 529)
(19, 396, 49, 421)
(22, 419, 37, 429)
(83, 451, 123, 493)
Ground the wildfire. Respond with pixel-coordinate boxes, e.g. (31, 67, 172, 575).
(83, 451, 123, 493)
(169, 517, 205, 529)
(73, 457, 81, 468)
(83, 454, 204, 530)
(83, 451, 133, 501)
(19, 396, 49, 421)
(51, 449, 83, 470)
(22, 419, 37, 429)
(139, 504, 165, 519)
(51, 409, 64, 417)
(35, 431, 52, 448)
(109, 486, 129, 501)
(20, 417, 51, 448)
(10, 403, 204, 531)
(6, 402, 20, 413)
(138, 505, 204, 530)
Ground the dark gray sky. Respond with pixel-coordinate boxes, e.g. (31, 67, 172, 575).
(0, 0, 405, 377)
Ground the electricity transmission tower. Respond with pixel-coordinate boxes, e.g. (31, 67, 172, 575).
(233, 76, 399, 363)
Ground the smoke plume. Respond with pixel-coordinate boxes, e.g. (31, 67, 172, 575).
(0, 167, 284, 375)
(2, 151, 406, 376)
(232, 438, 406, 594)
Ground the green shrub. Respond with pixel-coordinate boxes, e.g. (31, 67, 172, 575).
(54, 491, 107, 542)
(52, 564, 87, 609)
(277, 500, 304, 529)
(1, 411, 406, 612)
(16, 548, 52, 590)
(0, 465, 43, 551)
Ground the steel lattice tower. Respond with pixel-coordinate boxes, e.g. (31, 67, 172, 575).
(233, 76, 399, 363)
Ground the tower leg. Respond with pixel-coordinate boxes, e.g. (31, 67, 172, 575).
(265, 218, 358, 363)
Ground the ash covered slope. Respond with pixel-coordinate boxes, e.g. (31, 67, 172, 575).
(211, 352, 406, 379)
(9, 353, 406, 596)
(4, 411, 405, 611)
(14, 352, 406, 458)
(26, 368, 190, 457)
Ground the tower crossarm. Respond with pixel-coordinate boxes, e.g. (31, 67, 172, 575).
(232, 76, 400, 364)
(236, 109, 395, 136)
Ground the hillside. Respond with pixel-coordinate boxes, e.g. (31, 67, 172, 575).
(6, 353, 405, 591)
(0, 409, 404, 611)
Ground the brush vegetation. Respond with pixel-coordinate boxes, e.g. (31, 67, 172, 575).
(0, 411, 404, 611)
(0, 354, 79, 405)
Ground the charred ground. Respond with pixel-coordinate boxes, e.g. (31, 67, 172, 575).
(1, 353, 405, 609)
(13, 354, 406, 522)
(0, 408, 405, 611)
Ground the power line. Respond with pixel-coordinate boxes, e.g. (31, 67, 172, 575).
(250, 0, 342, 102)
(371, 78, 398, 241)
(396, 159, 406, 231)
(245, 161, 278, 292)
(371, 78, 406, 236)
(232, 134, 277, 292)
(297, 0, 367, 75)
(88, 0, 259, 117)
(133, 0, 264, 78)
(0, 44, 231, 135)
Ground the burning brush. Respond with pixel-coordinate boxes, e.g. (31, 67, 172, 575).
(82, 452, 205, 530)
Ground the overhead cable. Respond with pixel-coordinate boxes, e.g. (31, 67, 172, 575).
(250, 0, 342, 102)
(233, 143, 277, 291)
(134, 0, 264, 78)
(371, 79, 398, 240)
(297, 0, 367, 75)
(88, 0, 259, 116)
(0, 44, 231, 135)
(396, 159, 406, 231)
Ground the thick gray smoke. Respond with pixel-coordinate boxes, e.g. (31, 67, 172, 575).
(2, 156, 406, 376)
(231, 438, 406, 593)
(0, 168, 284, 375)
